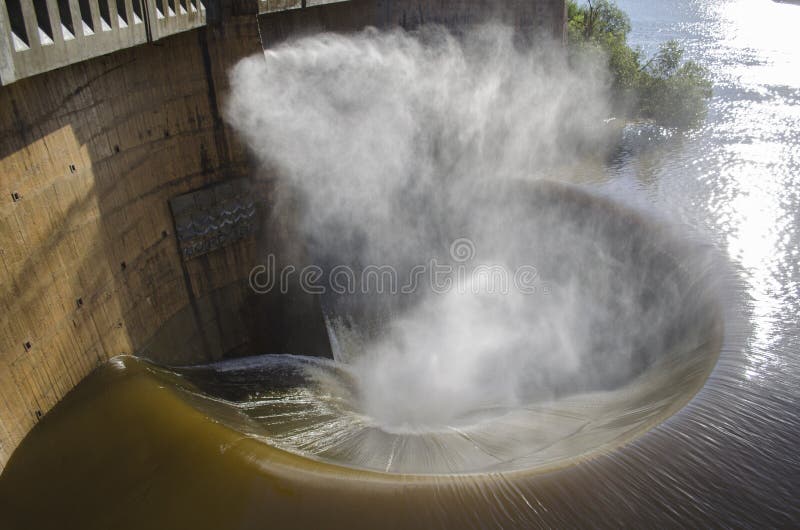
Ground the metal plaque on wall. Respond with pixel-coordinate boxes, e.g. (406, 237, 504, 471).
(169, 179, 258, 261)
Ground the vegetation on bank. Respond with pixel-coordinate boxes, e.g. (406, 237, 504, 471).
(567, 0, 713, 128)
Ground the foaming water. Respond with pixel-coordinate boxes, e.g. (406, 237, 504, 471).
(2, 1, 799, 527)
(169, 181, 724, 475)
(222, 22, 725, 472)
(225, 25, 703, 448)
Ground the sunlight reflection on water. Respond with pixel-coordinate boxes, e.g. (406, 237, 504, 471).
(615, 0, 800, 384)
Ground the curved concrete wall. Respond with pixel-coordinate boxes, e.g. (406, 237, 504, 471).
(0, 7, 270, 468)
(0, 0, 566, 471)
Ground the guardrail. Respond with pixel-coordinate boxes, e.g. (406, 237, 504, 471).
(0, 0, 207, 85)
(0, 0, 148, 84)
(0, 0, 351, 85)
(0, 0, 206, 85)
(146, 0, 206, 42)
(257, 0, 349, 15)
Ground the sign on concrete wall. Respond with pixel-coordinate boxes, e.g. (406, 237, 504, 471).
(169, 179, 258, 261)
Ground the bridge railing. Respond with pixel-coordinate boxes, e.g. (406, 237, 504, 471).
(258, 0, 302, 14)
(0, 0, 352, 85)
(0, 0, 149, 84)
(257, 0, 349, 15)
(145, 0, 206, 42)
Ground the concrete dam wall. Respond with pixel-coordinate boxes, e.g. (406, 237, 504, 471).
(0, 0, 566, 470)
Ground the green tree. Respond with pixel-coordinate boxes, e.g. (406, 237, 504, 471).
(566, 0, 712, 129)
(639, 40, 713, 127)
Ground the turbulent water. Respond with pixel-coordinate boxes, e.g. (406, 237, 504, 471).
(1, 0, 799, 528)
(222, 19, 725, 477)
(584, 0, 800, 523)
(173, 182, 723, 475)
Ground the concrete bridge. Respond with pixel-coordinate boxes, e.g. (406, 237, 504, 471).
(0, 0, 565, 469)
(0, 1, 355, 84)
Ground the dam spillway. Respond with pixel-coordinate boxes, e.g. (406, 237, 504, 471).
(0, 0, 566, 472)
(0, 182, 727, 527)
(1, 0, 799, 528)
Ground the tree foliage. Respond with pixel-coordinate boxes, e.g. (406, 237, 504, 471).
(567, 0, 712, 128)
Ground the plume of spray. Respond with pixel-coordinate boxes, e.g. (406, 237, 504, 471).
(227, 24, 612, 267)
(225, 23, 694, 432)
